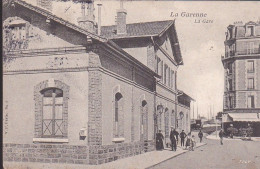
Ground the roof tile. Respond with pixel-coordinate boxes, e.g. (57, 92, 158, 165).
(101, 20, 174, 39)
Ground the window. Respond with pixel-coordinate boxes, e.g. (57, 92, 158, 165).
(229, 96, 233, 109)
(156, 57, 160, 74)
(164, 108, 169, 137)
(41, 88, 64, 137)
(140, 100, 148, 140)
(168, 68, 171, 87)
(247, 61, 254, 73)
(247, 96, 255, 108)
(34, 79, 69, 140)
(227, 62, 232, 74)
(229, 28, 233, 39)
(247, 42, 254, 54)
(164, 64, 168, 85)
(248, 26, 254, 36)
(171, 110, 175, 127)
(228, 79, 232, 91)
(248, 78, 254, 89)
(171, 70, 175, 89)
(114, 93, 123, 138)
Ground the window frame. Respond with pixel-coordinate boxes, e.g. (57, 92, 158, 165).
(247, 78, 254, 90)
(247, 60, 254, 73)
(41, 88, 64, 138)
(34, 79, 69, 140)
(247, 95, 255, 108)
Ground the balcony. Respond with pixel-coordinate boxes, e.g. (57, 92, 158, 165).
(237, 48, 260, 55)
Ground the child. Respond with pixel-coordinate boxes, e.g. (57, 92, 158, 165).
(191, 135, 196, 151)
(185, 133, 191, 150)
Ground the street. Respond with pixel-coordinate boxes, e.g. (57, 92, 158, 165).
(149, 138, 260, 169)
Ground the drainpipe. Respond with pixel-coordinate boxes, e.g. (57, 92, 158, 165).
(151, 36, 157, 140)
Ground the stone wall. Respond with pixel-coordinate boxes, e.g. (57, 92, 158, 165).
(88, 140, 155, 165)
(3, 140, 156, 165)
(3, 143, 89, 164)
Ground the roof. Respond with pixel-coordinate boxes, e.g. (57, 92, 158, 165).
(228, 113, 260, 122)
(227, 21, 260, 38)
(11, 0, 107, 42)
(4, 0, 160, 78)
(101, 20, 174, 39)
(177, 90, 195, 101)
(101, 20, 183, 65)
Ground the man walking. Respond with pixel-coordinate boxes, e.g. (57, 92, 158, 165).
(219, 129, 224, 145)
(170, 127, 177, 151)
(198, 130, 203, 143)
(173, 128, 179, 145)
(180, 130, 187, 147)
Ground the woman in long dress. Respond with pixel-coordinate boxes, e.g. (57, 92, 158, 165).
(156, 130, 164, 150)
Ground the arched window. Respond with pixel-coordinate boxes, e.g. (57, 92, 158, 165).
(179, 111, 184, 130)
(157, 105, 163, 132)
(34, 79, 69, 139)
(140, 100, 148, 141)
(41, 88, 64, 137)
(165, 108, 169, 137)
(114, 93, 123, 138)
(171, 110, 175, 128)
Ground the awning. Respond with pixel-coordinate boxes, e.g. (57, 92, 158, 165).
(228, 113, 260, 122)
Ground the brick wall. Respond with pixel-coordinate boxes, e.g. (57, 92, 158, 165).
(88, 52, 103, 146)
(147, 44, 156, 71)
(88, 140, 155, 165)
(3, 143, 89, 164)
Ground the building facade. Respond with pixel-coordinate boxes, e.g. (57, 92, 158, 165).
(222, 21, 260, 136)
(3, 0, 191, 166)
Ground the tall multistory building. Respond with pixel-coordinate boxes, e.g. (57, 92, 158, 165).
(222, 21, 260, 136)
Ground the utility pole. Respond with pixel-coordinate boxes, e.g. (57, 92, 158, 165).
(197, 102, 198, 120)
(214, 104, 218, 138)
(193, 102, 195, 120)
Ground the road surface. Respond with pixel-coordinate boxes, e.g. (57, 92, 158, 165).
(149, 137, 260, 169)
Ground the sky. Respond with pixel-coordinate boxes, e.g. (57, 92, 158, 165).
(23, 0, 260, 118)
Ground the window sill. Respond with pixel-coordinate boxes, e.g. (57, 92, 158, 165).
(112, 137, 125, 143)
(33, 138, 68, 143)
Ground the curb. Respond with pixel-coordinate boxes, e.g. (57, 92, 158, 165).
(146, 143, 207, 169)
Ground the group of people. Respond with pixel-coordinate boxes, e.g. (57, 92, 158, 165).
(156, 127, 205, 151)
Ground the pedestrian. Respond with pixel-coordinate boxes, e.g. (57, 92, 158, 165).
(191, 135, 195, 151)
(219, 129, 224, 145)
(198, 130, 203, 143)
(185, 132, 191, 150)
(180, 130, 187, 147)
(170, 126, 177, 151)
(173, 128, 179, 145)
(156, 130, 164, 150)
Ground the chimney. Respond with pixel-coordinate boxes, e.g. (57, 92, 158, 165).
(97, 4, 102, 35)
(116, 0, 127, 34)
(77, 0, 96, 33)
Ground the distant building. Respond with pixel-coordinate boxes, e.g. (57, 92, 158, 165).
(177, 90, 194, 133)
(221, 21, 260, 136)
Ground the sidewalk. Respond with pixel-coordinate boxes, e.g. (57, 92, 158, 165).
(206, 131, 260, 141)
(4, 143, 206, 169)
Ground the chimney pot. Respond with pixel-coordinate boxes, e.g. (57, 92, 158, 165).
(97, 4, 102, 35)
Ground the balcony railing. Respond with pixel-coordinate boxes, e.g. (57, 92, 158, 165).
(223, 48, 260, 60)
(237, 48, 260, 55)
